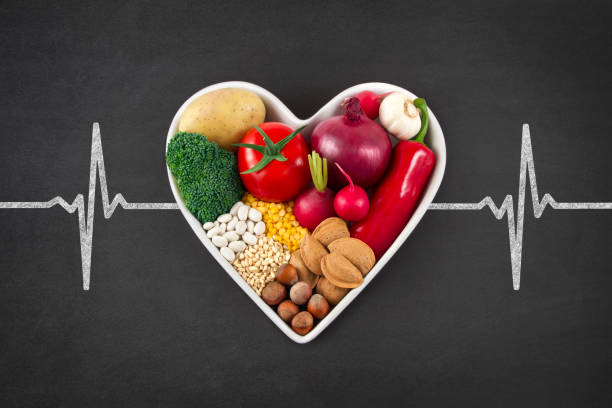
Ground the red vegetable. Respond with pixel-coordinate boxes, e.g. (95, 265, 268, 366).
(294, 152, 336, 230)
(355, 90, 391, 120)
(350, 98, 435, 259)
(235, 122, 310, 202)
(333, 163, 369, 222)
(311, 97, 391, 189)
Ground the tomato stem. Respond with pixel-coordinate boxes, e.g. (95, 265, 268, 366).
(234, 125, 306, 174)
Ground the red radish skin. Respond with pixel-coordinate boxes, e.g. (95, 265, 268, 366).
(311, 97, 391, 189)
(355, 91, 381, 119)
(355, 91, 393, 119)
(294, 188, 336, 230)
(333, 163, 369, 222)
(294, 151, 336, 230)
(355, 91, 380, 119)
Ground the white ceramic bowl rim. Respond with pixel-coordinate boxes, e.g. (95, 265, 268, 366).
(166, 81, 446, 343)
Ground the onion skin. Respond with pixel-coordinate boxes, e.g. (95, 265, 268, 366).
(311, 98, 391, 189)
(294, 187, 336, 231)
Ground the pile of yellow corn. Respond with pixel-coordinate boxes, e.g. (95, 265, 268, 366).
(242, 192, 307, 252)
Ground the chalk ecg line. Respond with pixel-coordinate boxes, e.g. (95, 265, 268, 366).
(0, 123, 178, 290)
(0, 123, 610, 290)
(429, 124, 611, 289)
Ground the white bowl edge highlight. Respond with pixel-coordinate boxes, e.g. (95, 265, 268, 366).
(166, 81, 446, 344)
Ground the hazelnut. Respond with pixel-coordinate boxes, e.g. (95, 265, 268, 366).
(290, 281, 312, 305)
(291, 311, 314, 335)
(261, 281, 286, 306)
(277, 300, 299, 322)
(275, 263, 298, 286)
(307, 294, 329, 319)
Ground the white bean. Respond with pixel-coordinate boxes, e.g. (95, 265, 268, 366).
(220, 246, 235, 262)
(235, 220, 247, 235)
(227, 217, 237, 231)
(212, 235, 228, 248)
(218, 223, 226, 233)
(206, 227, 220, 238)
(229, 240, 246, 253)
(242, 231, 257, 245)
(203, 222, 215, 231)
(224, 231, 239, 242)
(247, 220, 255, 234)
(254, 221, 266, 236)
(248, 208, 262, 222)
(237, 205, 249, 221)
(217, 213, 232, 223)
(230, 201, 244, 215)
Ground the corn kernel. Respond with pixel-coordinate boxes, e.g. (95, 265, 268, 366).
(242, 192, 308, 251)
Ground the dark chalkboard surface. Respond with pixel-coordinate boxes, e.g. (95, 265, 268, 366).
(1, 0, 611, 406)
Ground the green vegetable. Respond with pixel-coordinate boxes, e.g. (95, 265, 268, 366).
(413, 98, 429, 144)
(308, 151, 328, 192)
(166, 132, 244, 223)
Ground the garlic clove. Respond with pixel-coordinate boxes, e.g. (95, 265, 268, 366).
(379, 92, 422, 140)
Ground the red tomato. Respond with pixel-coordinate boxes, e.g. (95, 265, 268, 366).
(236, 122, 310, 202)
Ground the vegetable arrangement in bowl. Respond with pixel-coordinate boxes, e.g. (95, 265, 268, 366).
(166, 84, 441, 340)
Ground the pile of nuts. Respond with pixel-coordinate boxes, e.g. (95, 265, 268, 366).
(261, 263, 330, 335)
(203, 201, 266, 262)
(260, 217, 377, 335)
(303, 217, 375, 289)
(232, 235, 291, 295)
(206, 210, 377, 336)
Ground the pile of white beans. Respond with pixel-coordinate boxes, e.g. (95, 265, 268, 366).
(203, 201, 266, 262)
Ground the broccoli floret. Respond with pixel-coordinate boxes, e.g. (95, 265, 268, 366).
(167, 132, 244, 223)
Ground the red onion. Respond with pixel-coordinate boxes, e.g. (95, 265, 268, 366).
(311, 97, 391, 189)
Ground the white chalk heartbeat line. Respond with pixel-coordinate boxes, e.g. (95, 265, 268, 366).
(0, 123, 178, 290)
(429, 124, 612, 290)
(0, 123, 610, 291)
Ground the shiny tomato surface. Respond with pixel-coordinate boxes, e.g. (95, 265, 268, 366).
(237, 122, 310, 202)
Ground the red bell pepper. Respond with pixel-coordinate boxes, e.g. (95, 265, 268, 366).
(350, 98, 435, 259)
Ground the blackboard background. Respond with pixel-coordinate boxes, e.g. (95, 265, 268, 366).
(1, 0, 611, 406)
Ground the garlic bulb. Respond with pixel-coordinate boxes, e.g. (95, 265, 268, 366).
(378, 92, 422, 140)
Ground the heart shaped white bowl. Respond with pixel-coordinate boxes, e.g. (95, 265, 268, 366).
(166, 81, 446, 343)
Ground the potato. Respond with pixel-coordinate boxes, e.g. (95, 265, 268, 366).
(179, 88, 266, 151)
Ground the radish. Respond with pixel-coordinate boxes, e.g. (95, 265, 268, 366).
(333, 163, 369, 222)
(355, 91, 392, 120)
(294, 152, 336, 230)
